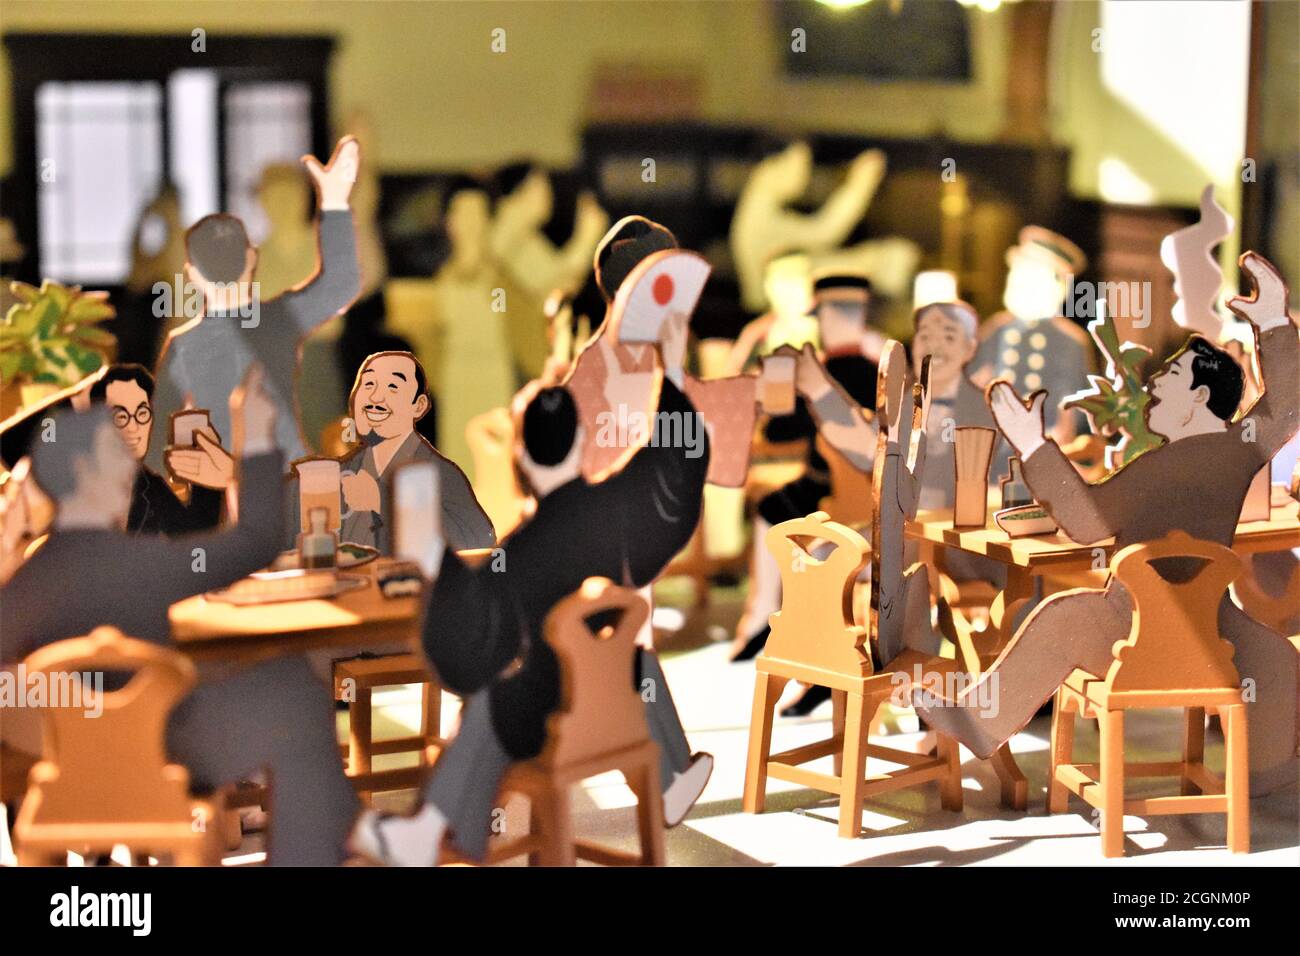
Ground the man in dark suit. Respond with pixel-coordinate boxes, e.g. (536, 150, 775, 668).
(87, 364, 227, 536)
(351, 341, 713, 865)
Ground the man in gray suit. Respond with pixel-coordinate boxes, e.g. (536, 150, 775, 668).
(148, 136, 363, 474)
(306, 350, 495, 553)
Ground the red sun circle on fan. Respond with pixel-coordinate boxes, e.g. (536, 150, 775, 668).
(652, 273, 675, 306)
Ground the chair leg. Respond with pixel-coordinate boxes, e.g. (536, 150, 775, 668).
(349, 686, 373, 800)
(627, 758, 666, 866)
(990, 744, 1028, 811)
(535, 787, 575, 867)
(1222, 705, 1250, 854)
(936, 733, 963, 812)
(1182, 706, 1205, 795)
(837, 692, 869, 838)
(421, 680, 441, 755)
(743, 673, 787, 814)
(1047, 690, 1075, 813)
(831, 689, 846, 777)
(1098, 707, 1126, 858)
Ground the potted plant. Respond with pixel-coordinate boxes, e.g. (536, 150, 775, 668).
(1064, 303, 1164, 471)
(0, 279, 116, 417)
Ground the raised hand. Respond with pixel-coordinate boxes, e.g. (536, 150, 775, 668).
(230, 363, 277, 457)
(166, 429, 235, 489)
(303, 135, 360, 212)
(1228, 252, 1292, 332)
(989, 381, 1048, 461)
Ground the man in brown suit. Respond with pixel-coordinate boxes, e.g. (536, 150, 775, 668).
(914, 253, 1300, 794)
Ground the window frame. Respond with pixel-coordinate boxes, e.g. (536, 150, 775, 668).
(4, 32, 335, 285)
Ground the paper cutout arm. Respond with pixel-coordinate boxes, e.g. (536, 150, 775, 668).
(782, 150, 886, 252)
(283, 137, 362, 331)
(1227, 253, 1299, 457)
(1161, 184, 1233, 339)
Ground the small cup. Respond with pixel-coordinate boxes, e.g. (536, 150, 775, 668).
(760, 354, 797, 416)
(171, 410, 211, 449)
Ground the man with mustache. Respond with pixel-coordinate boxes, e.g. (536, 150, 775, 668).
(328, 350, 494, 552)
(913, 253, 1300, 794)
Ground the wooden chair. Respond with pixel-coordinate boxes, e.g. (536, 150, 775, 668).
(13, 627, 223, 866)
(1047, 531, 1251, 858)
(333, 653, 447, 800)
(743, 513, 963, 838)
(465, 407, 528, 540)
(485, 578, 665, 866)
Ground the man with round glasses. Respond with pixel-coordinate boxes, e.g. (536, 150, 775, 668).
(89, 363, 230, 535)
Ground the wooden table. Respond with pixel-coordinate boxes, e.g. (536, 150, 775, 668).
(170, 562, 422, 666)
(904, 485, 1300, 810)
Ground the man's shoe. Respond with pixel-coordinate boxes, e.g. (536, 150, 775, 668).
(730, 624, 770, 662)
(663, 752, 714, 827)
(347, 805, 447, 867)
(780, 683, 832, 717)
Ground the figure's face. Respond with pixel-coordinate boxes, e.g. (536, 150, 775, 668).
(81, 421, 137, 521)
(104, 378, 153, 461)
(1146, 351, 1202, 439)
(1003, 257, 1065, 321)
(352, 354, 429, 441)
(913, 310, 976, 392)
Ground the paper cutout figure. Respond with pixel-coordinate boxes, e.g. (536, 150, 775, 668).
(148, 136, 363, 476)
(0, 365, 361, 865)
(915, 252, 1300, 794)
(731, 288, 879, 664)
(974, 226, 1093, 477)
(350, 365, 713, 865)
(88, 364, 226, 536)
(1161, 184, 1233, 340)
(295, 351, 495, 553)
(730, 143, 889, 314)
(489, 164, 609, 379)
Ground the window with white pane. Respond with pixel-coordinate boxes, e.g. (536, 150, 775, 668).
(223, 82, 313, 244)
(36, 81, 163, 284)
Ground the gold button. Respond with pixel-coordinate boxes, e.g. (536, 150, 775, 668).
(1030, 332, 1047, 349)
(1003, 349, 1020, 366)
(1003, 328, 1022, 345)
(1027, 353, 1045, 370)
(1025, 373, 1042, 389)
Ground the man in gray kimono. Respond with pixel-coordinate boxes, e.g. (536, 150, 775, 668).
(148, 136, 363, 475)
(322, 350, 495, 552)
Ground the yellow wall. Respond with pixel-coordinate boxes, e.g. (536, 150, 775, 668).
(0, 0, 1250, 215)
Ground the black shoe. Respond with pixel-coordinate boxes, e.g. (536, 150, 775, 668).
(781, 684, 832, 717)
(730, 624, 771, 662)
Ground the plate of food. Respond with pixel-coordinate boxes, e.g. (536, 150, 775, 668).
(205, 570, 369, 606)
(994, 504, 1058, 538)
(271, 542, 380, 572)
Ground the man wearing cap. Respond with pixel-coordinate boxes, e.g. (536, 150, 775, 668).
(974, 226, 1094, 479)
(731, 272, 880, 672)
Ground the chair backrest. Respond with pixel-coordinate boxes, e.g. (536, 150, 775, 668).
(1106, 531, 1242, 693)
(465, 406, 528, 539)
(19, 627, 198, 825)
(870, 342, 930, 660)
(764, 512, 872, 678)
(539, 578, 653, 768)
